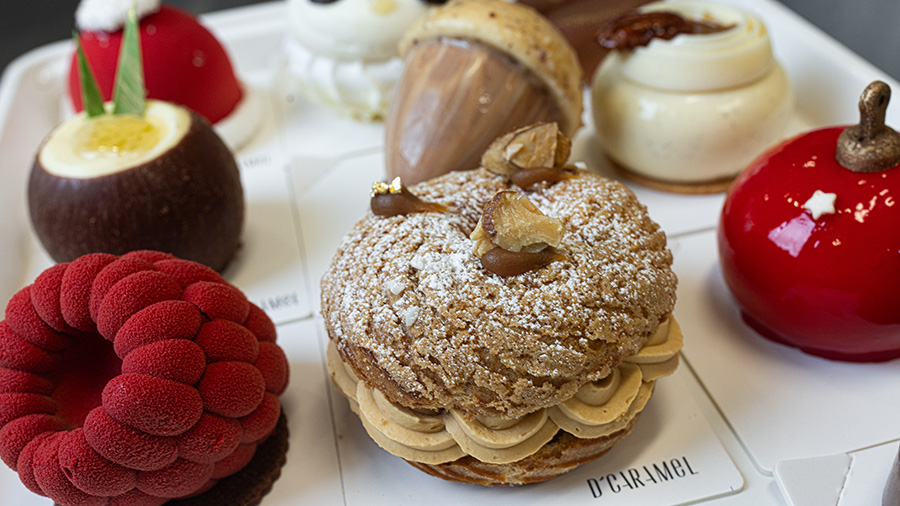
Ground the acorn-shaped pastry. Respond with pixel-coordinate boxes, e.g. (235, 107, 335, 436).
(385, 0, 583, 185)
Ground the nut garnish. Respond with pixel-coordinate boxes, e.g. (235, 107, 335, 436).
(471, 191, 565, 276)
(371, 177, 447, 217)
(481, 123, 573, 188)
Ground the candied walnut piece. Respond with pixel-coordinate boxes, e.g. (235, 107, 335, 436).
(481, 122, 573, 188)
(370, 177, 447, 217)
(471, 191, 564, 276)
(597, 10, 733, 51)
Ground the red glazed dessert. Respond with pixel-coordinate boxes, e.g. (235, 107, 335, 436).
(68, 1, 259, 150)
(718, 81, 900, 362)
(0, 251, 290, 505)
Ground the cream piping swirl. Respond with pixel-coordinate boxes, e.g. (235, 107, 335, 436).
(328, 315, 683, 465)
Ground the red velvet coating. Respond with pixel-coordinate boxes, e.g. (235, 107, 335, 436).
(0, 369, 54, 395)
(197, 361, 265, 418)
(113, 300, 202, 359)
(58, 428, 137, 497)
(5, 289, 70, 352)
(136, 458, 214, 498)
(102, 374, 203, 437)
(95, 271, 183, 340)
(210, 442, 256, 480)
(108, 488, 168, 506)
(16, 432, 53, 494)
(30, 263, 77, 334)
(176, 412, 242, 464)
(153, 259, 224, 288)
(0, 322, 61, 373)
(256, 342, 289, 395)
(121, 340, 206, 385)
(89, 258, 155, 323)
(240, 392, 280, 444)
(195, 319, 259, 364)
(182, 281, 250, 323)
(0, 413, 65, 469)
(61, 253, 117, 332)
(83, 407, 178, 472)
(33, 432, 108, 506)
(0, 393, 56, 426)
(243, 303, 276, 343)
(122, 251, 175, 264)
(0, 252, 286, 504)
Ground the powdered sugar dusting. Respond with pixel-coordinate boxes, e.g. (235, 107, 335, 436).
(321, 168, 676, 418)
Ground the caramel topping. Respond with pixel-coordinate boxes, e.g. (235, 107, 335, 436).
(370, 177, 447, 217)
(597, 10, 733, 51)
(509, 166, 574, 188)
(480, 246, 565, 277)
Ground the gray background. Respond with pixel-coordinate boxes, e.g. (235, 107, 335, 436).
(1, 1, 898, 81)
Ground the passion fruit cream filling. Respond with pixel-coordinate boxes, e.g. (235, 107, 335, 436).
(39, 100, 190, 179)
(328, 315, 683, 465)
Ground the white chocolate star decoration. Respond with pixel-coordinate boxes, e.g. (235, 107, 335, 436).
(802, 190, 837, 220)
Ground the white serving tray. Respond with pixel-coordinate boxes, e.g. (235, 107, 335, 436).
(0, 1, 897, 505)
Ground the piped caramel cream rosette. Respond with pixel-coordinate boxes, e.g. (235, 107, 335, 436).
(322, 124, 680, 485)
(385, 0, 583, 185)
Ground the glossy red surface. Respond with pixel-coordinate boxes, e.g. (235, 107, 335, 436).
(718, 126, 900, 361)
(67, 6, 242, 124)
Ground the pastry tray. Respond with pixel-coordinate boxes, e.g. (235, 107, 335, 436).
(0, 1, 897, 505)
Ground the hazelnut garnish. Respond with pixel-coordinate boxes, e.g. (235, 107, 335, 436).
(370, 177, 447, 217)
(471, 191, 565, 276)
(481, 122, 574, 188)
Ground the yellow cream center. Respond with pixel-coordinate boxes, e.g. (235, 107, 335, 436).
(73, 114, 164, 160)
(39, 101, 191, 179)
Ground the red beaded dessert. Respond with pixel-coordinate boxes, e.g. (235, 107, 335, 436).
(0, 251, 289, 505)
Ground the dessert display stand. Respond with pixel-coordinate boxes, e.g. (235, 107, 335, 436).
(0, 1, 896, 505)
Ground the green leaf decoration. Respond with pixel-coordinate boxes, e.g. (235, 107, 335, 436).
(73, 31, 105, 118)
(111, 5, 146, 116)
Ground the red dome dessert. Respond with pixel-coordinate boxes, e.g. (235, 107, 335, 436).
(68, 2, 258, 149)
(718, 81, 900, 362)
(0, 251, 290, 505)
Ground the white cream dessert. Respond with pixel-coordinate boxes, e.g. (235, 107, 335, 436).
(591, 0, 793, 192)
(283, 0, 444, 121)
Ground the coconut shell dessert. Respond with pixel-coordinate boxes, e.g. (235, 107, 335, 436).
(31, 9, 244, 273)
(68, 0, 260, 150)
(0, 251, 290, 506)
(323, 123, 681, 485)
(385, 0, 583, 185)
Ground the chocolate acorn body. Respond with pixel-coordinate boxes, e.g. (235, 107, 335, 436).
(385, 0, 583, 185)
(29, 103, 244, 272)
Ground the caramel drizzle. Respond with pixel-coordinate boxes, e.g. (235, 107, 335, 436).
(371, 177, 447, 217)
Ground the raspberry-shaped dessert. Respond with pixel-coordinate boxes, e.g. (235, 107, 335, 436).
(68, 0, 260, 150)
(0, 251, 290, 505)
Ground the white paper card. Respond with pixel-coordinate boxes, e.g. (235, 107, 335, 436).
(774, 441, 898, 506)
(225, 84, 312, 324)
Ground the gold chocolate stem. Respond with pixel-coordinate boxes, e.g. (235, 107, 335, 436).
(836, 80, 900, 173)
